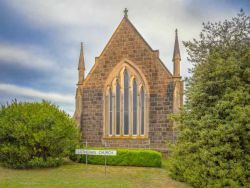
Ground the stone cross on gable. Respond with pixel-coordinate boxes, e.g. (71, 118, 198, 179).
(124, 8, 128, 17)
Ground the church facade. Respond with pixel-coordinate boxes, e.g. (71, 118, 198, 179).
(74, 10, 183, 152)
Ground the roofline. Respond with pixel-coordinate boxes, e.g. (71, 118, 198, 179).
(98, 16, 155, 58)
(127, 18, 173, 77)
(83, 15, 174, 83)
(157, 58, 173, 77)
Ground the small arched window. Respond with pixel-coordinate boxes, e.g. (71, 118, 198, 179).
(109, 88, 112, 135)
(133, 79, 137, 135)
(140, 87, 145, 135)
(116, 81, 120, 135)
(124, 70, 129, 135)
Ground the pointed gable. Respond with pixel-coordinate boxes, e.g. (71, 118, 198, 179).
(99, 16, 154, 58)
(83, 15, 173, 90)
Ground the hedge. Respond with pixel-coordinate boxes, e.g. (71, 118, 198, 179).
(70, 148, 162, 167)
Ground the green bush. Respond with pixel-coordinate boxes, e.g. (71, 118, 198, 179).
(0, 101, 80, 169)
(2, 157, 64, 169)
(70, 148, 162, 167)
(169, 11, 250, 187)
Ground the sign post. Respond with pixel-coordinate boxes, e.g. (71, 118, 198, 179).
(104, 143, 107, 176)
(104, 155, 107, 176)
(75, 149, 117, 176)
(85, 141, 88, 166)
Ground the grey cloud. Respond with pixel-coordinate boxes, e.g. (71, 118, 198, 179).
(0, 42, 77, 89)
(0, 83, 74, 104)
(2, 0, 246, 114)
(5, 0, 239, 78)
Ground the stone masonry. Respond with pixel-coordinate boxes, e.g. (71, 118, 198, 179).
(74, 10, 183, 152)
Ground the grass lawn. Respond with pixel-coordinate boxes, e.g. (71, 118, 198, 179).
(0, 160, 189, 188)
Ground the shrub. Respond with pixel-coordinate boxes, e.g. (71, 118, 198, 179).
(70, 148, 162, 167)
(0, 101, 80, 169)
(169, 11, 250, 187)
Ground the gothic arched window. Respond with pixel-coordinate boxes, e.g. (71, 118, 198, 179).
(109, 88, 112, 135)
(116, 81, 120, 135)
(124, 70, 129, 135)
(104, 61, 148, 138)
(140, 87, 145, 135)
(133, 79, 137, 135)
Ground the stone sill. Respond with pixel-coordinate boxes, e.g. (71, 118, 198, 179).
(103, 136, 149, 140)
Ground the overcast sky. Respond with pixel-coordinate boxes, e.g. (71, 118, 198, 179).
(0, 0, 249, 115)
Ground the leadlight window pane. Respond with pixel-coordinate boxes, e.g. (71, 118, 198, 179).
(124, 70, 129, 135)
(133, 80, 137, 135)
(140, 87, 145, 135)
(116, 82, 120, 135)
(109, 89, 112, 135)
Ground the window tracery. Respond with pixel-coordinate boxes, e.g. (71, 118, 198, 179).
(104, 61, 148, 138)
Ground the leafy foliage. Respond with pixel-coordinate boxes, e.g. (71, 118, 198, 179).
(169, 10, 250, 187)
(70, 147, 162, 167)
(0, 101, 80, 168)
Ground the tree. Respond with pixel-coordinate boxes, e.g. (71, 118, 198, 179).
(0, 101, 80, 168)
(169, 10, 250, 187)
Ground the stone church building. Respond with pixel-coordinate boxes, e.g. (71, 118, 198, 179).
(74, 10, 183, 152)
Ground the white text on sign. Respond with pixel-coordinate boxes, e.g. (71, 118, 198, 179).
(75, 149, 117, 156)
